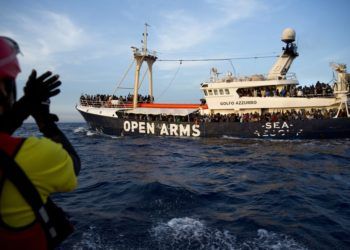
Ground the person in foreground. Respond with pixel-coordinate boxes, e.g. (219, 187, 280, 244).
(0, 36, 80, 249)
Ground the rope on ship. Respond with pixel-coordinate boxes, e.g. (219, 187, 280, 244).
(138, 67, 149, 90)
(112, 54, 278, 95)
(113, 54, 150, 96)
(157, 60, 183, 100)
(112, 59, 135, 96)
(111, 53, 279, 98)
(157, 54, 279, 62)
(228, 59, 236, 77)
(155, 54, 278, 97)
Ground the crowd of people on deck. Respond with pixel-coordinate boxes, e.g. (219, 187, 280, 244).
(237, 81, 334, 97)
(80, 93, 154, 106)
(189, 108, 347, 123)
(118, 108, 348, 124)
(80, 81, 347, 123)
(80, 81, 335, 108)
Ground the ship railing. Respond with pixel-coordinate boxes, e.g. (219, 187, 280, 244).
(79, 99, 132, 108)
(283, 72, 297, 80)
(208, 72, 297, 83)
(133, 49, 157, 58)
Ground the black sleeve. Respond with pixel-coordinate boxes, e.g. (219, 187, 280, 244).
(0, 97, 32, 134)
(36, 121, 81, 176)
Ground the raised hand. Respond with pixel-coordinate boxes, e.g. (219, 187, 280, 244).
(24, 70, 61, 103)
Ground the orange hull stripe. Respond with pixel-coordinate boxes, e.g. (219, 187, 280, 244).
(139, 103, 204, 109)
(115, 103, 208, 109)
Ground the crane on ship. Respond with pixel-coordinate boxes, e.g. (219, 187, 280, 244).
(331, 62, 350, 117)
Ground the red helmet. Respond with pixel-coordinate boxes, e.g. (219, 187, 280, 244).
(0, 36, 21, 79)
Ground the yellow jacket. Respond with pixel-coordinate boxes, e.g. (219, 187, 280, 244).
(0, 136, 77, 228)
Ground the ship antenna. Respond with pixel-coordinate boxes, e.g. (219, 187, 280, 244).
(142, 23, 150, 55)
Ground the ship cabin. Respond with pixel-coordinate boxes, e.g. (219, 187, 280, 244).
(200, 70, 300, 116)
(199, 28, 349, 118)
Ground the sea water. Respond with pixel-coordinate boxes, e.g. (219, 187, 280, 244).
(15, 123, 350, 249)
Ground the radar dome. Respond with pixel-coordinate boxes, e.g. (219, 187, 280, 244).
(281, 28, 296, 43)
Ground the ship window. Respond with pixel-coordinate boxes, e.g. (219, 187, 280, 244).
(225, 89, 230, 95)
(208, 89, 213, 96)
(219, 89, 224, 95)
(214, 89, 218, 95)
(204, 89, 208, 96)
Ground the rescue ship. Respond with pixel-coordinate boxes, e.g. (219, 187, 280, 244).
(76, 26, 350, 139)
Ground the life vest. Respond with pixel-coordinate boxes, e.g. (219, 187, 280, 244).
(0, 132, 73, 250)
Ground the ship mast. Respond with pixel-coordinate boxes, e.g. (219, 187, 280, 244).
(142, 23, 148, 55)
(132, 23, 157, 109)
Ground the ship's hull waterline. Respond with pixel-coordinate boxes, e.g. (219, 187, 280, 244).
(78, 109, 350, 139)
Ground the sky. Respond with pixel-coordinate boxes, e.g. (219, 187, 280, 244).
(1, 0, 349, 122)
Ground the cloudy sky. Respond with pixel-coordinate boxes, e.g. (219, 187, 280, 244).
(1, 0, 349, 122)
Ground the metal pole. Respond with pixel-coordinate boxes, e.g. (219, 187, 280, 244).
(147, 60, 154, 102)
(133, 57, 143, 109)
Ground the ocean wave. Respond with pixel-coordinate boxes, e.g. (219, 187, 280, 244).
(151, 217, 236, 249)
(150, 217, 307, 250)
(73, 125, 121, 139)
(73, 126, 87, 133)
(248, 229, 308, 250)
(71, 226, 115, 250)
(33, 123, 350, 249)
(73, 126, 97, 136)
(86, 130, 97, 136)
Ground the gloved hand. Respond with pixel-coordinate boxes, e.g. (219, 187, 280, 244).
(25, 70, 61, 130)
(3, 70, 61, 134)
(23, 70, 61, 105)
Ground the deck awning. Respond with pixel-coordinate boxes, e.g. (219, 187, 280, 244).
(124, 108, 198, 116)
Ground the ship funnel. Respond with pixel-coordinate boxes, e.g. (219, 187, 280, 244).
(281, 28, 296, 43)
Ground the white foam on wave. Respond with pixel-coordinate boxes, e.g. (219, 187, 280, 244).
(74, 126, 121, 139)
(248, 229, 309, 250)
(151, 217, 236, 249)
(86, 130, 97, 136)
(151, 217, 308, 250)
(108, 135, 120, 139)
(222, 136, 306, 144)
(72, 226, 114, 250)
(73, 126, 87, 133)
(73, 126, 97, 137)
(70, 219, 308, 249)
(222, 135, 243, 140)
